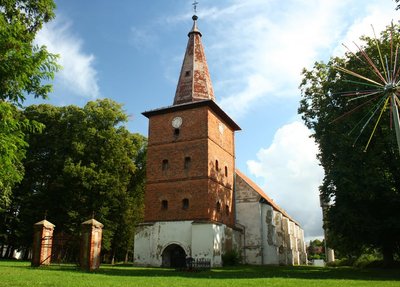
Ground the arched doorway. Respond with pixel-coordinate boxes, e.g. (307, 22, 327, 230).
(161, 244, 186, 268)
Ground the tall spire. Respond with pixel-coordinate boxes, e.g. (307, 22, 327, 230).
(173, 14, 215, 105)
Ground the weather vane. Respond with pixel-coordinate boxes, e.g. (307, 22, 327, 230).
(192, 1, 199, 14)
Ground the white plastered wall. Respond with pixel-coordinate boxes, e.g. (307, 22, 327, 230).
(235, 172, 307, 266)
(134, 221, 240, 267)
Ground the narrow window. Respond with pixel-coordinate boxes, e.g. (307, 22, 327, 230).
(174, 128, 180, 137)
(225, 166, 228, 177)
(161, 200, 168, 210)
(162, 159, 169, 171)
(216, 201, 221, 213)
(215, 160, 219, 171)
(184, 157, 191, 170)
(225, 205, 230, 215)
(182, 198, 189, 210)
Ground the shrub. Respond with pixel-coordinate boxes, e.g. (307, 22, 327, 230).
(326, 252, 386, 268)
(326, 258, 353, 267)
(353, 253, 382, 268)
(222, 250, 241, 266)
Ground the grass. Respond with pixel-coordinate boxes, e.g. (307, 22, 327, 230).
(1, 260, 400, 287)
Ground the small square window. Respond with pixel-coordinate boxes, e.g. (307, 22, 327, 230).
(185, 71, 191, 77)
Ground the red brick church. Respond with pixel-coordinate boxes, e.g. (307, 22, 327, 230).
(134, 14, 306, 267)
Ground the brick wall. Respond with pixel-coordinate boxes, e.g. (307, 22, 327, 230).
(31, 221, 54, 267)
(144, 104, 236, 227)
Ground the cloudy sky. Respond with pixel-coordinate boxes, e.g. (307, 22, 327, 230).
(32, 0, 399, 240)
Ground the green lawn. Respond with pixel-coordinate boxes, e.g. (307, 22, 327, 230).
(1, 260, 399, 287)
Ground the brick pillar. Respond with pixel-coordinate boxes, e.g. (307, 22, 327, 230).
(31, 219, 55, 267)
(80, 219, 103, 271)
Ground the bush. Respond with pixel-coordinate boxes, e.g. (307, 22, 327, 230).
(326, 258, 353, 267)
(326, 252, 386, 268)
(222, 250, 241, 266)
(354, 253, 382, 268)
(308, 254, 322, 260)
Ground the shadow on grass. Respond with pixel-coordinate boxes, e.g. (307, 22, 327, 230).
(3, 260, 400, 281)
(97, 264, 400, 281)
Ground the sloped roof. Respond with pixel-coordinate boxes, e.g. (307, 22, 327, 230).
(142, 99, 241, 131)
(235, 169, 299, 225)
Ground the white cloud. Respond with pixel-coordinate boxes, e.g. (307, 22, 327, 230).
(333, 3, 398, 56)
(206, 0, 352, 118)
(203, 0, 397, 239)
(161, 0, 396, 118)
(161, 0, 397, 239)
(184, 0, 397, 119)
(130, 26, 157, 51)
(35, 18, 100, 99)
(247, 121, 325, 238)
(220, 74, 273, 118)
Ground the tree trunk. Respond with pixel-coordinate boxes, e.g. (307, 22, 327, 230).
(5, 245, 14, 259)
(382, 243, 394, 267)
(23, 247, 31, 260)
(110, 250, 116, 265)
(125, 250, 132, 263)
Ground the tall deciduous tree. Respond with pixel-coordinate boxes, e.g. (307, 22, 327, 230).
(299, 25, 400, 265)
(0, 0, 59, 104)
(0, 0, 59, 213)
(8, 99, 146, 260)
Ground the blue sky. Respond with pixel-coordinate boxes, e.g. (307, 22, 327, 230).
(32, 0, 398, 240)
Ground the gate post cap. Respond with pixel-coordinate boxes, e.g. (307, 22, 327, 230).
(81, 218, 104, 228)
(34, 219, 55, 228)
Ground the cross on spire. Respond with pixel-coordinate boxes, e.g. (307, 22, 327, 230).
(192, 1, 199, 14)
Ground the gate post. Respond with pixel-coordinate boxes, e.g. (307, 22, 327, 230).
(80, 218, 103, 271)
(31, 219, 55, 267)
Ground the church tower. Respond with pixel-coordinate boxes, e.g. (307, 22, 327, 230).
(134, 14, 241, 268)
(143, 15, 240, 227)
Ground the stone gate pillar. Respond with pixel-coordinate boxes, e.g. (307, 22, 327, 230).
(80, 218, 103, 271)
(31, 219, 55, 267)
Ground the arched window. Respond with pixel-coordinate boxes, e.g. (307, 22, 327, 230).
(216, 201, 221, 212)
(182, 198, 189, 210)
(184, 157, 191, 170)
(174, 128, 180, 137)
(162, 159, 169, 171)
(161, 200, 168, 210)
